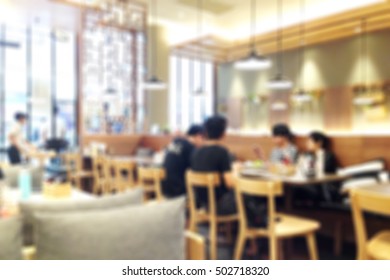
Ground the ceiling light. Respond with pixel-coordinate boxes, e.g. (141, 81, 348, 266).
(292, 90, 312, 103)
(271, 102, 288, 111)
(143, 76, 167, 91)
(234, 50, 272, 71)
(268, 73, 293, 90)
(268, 0, 294, 90)
(145, 0, 167, 91)
(234, 0, 271, 71)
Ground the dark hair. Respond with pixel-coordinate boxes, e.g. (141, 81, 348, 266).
(15, 112, 28, 121)
(187, 125, 204, 137)
(309, 131, 331, 150)
(204, 115, 227, 140)
(272, 123, 294, 142)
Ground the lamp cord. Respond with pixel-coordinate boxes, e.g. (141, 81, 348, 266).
(251, 0, 256, 51)
(299, 0, 306, 90)
(277, 0, 283, 75)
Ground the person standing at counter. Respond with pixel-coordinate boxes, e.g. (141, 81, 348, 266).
(7, 113, 35, 165)
(270, 123, 298, 165)
(161, 125, 205, 198)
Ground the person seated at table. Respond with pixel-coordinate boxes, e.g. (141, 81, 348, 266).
(295, 131, 340, 206)
(270, 123, 298, 165)
(161, 124, 205, 198)
(191, 115, 264, 225)
(305, 131, 338, 175)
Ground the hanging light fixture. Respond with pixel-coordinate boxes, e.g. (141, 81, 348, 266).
(267, 0, 293, 90)
(234, 0, 271, 71)
(353, 18, 373, 106)
(143, 0, 167, 91)
(293, 0, 311, 103)
(194, 0, 206, 95)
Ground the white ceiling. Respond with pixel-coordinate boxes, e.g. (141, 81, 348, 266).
(0, 0, 386, 43)
(0, 0, 80, 30)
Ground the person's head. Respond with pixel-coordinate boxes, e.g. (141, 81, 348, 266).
(186, 124, 205, 147)
(307, 131, 331, 152)
(15, 112, 28, 125)
(204, 115, 227, 141)
(272, 123, 294, 147)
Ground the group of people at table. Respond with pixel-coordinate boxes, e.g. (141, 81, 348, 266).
(161, 115, 339, 226)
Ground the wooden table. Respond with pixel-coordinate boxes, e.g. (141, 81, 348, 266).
(240, 167, 349, 211)
(108, 156, 156, 167)
(354, 184, 390, 195)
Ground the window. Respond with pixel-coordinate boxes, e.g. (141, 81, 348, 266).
(0, 23, 78, 157)
(169, 55, 215, 132)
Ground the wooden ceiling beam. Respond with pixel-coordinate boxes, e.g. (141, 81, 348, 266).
(172, 2, 390, 63)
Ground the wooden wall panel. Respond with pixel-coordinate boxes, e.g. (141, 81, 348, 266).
(80, 134, 390, 169)
(323, 87, 353, 131)
(268, 91, 291, 127)
(226, 97, 243, 129)
(82, 135, 142, 155)
(139, 135, 172, 151)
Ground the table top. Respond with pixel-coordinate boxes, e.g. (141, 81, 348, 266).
(240, 167, 348, 186)
(107, 156, 157, 166)
(353, 184, 390, 196)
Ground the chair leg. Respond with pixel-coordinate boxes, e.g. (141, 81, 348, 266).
(278, 240, 284, 260)
(306, 233, 318, 260)
(234, 232, 246, 260)
(210, 221, 218, 260)
(269, 237, 278, 260)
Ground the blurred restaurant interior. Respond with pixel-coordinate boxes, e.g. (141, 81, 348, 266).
(0, 0, 390, 261)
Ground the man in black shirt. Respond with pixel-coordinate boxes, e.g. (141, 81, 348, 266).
(161, 125, 204, 198)
(191, 115, 236, 215)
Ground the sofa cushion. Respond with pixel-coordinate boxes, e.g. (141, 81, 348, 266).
(3, 165, 44, 192)
(34, 197, 185, 260)
(0, 217, 23, 260)
(20, 188, 143, 245)
(337, 159, 385, 179)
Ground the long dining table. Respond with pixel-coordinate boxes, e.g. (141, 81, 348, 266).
(240, 167, 349, 211)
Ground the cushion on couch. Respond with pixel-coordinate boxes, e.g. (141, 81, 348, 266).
(0, 217, 23, 260)
(3, 165, 44, 192)
(20, 188, 144, 245)
(337, 159, 385, 178)
(34, 197, 185, 260)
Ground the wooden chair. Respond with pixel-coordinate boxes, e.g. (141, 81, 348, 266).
(92, 156, 110, 195)
(186, 171, 238, 260)
(234, 177, 320, 260)
(137, 167, 165, 201)
(63, 153, 93, 190)
(350, 189, 390, 260)
(110, 159, 137, 193)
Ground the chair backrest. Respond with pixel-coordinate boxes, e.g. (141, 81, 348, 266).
(234, 176, 283, 231)
(138, 167, 165, 201)
(350, 188, 390, 259)
(186, 171, 221, 218)
(111, 160, 137, 189)
(92, 156, 107, 176)
(63, 153, 82, 180)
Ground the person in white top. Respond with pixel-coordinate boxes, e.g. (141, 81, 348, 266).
(7, 113, 35, 164)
